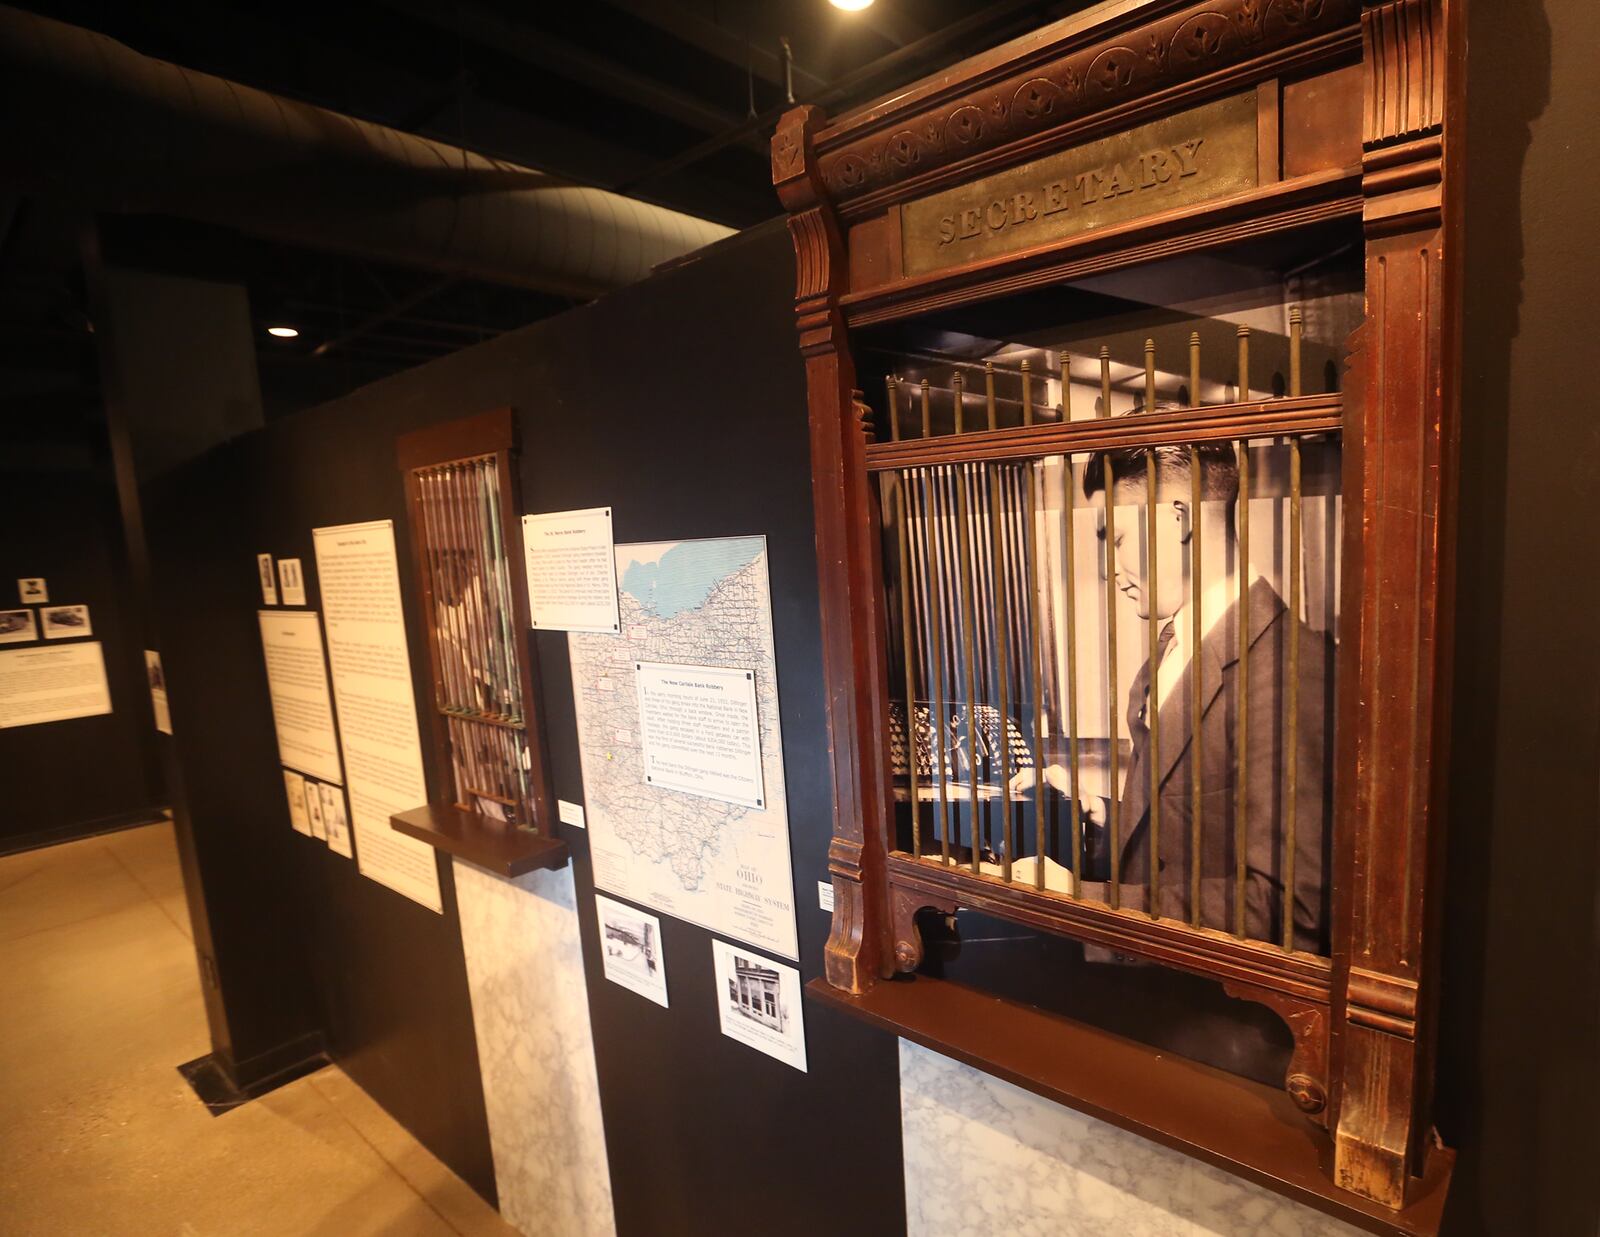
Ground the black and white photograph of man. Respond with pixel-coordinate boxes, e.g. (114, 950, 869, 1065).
(1011, 433, 1334, 952)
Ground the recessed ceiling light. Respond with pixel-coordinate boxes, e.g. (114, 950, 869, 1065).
(266, 326, 299, 339)
(829, 0, 874, 10)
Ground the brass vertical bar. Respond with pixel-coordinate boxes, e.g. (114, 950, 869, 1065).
(1099, 346, 1120, 906)
(1146, 443, 1161, 919)
(984, 361, 998, 431)
(1059, 351, 1071, 421)
(924, 473, 952, 866)
(1063, 456, 1083, 889)
(952, 374, 982, 871)
(1234, 327, 1252, 936)
(989, 467, 1012, 880)
(1235, 438, 1251, 939)
(1189, 442, 1203, 927)
(1144, 337, 1156, 413)
(1284, 306, 1303, 950)
(1190, 331, 1202, 407)
(463, 462, 501, 718)
(428, 470, 472, 716)
(474, 460, 513, 720)
(1289, 304, 1303, 398)
(414, 470, 453, 709)
(896, 467, 921, 859)
(920, 379, 932, 439)
(887, 375, 901, 443)
(1024, 462, 1045, 889)
(444, 464, 489, 715)
(1020, 359, 1033, 427)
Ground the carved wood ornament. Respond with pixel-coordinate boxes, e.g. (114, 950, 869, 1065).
(776, 0, 1461, 1229)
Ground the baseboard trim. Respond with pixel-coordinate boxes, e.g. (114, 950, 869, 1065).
(0, 806, 171, 858)
(179, 1031, 330, 1116)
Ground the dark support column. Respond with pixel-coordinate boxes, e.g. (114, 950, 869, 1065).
(87, 243, 321, 1089)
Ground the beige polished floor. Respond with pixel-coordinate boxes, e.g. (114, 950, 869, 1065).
(0, 821, 517, 1237)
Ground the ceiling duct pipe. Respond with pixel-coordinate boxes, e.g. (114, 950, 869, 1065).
(0, 5, 734, 299)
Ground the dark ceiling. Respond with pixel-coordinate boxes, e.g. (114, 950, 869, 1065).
(0, 0, 1091, 435)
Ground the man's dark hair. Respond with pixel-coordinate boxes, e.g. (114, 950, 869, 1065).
(1081, 404, 1240, 503)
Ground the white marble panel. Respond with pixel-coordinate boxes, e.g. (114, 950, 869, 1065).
(455, 859, 617, 1237)
(899, 1040, 1362, 1237)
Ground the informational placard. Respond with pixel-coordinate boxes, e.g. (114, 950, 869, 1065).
(596, 894, 669, 1008)
(144, 650, 171, 735)
(277, 558, 307, 607)
(258, 611, 343, 784)
(313, 519, 442, 913)
(17, 577, 47, 604)
(257, 554, 278, 605)
(0, 642, 112, 729)
(283, 769, 312, 835)
(710, 939, 806, 1073)
(634, 661, 766, 810)
(570, 537, 798, 960)
(522, 506, 620, 633)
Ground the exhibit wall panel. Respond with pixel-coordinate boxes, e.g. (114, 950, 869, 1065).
(1440, 0, 1600, 1233)
(0, 455, 164, 851)
(213, 220, 905, 1233)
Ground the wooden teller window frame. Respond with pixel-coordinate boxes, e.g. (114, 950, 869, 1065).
(392, 409, 567, 876)
(775, 1, 1461, 1231)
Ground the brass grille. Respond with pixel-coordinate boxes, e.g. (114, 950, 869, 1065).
(413, 454, 532, 825)
(878, 310, 1339, 955)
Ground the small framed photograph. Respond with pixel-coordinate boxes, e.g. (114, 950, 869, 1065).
(0, 609, 38, 644)
(711, 939, 807, 1072)
(257, 554, 278, 605)
(277, 558, 306, 607)
(17, 578, 47, 604)
(41, 605, 92, 639)
(596, 894, 669, 1008)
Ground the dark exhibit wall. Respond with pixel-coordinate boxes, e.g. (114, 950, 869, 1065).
(1441, 1, 1600, 1234)
(156, 219, 902, 1230)
(0, 433, 164, 852)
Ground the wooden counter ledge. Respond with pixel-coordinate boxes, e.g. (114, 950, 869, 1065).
(390, 803, 568, 878)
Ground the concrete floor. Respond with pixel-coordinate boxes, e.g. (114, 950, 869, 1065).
(0, 822, 517, 1237)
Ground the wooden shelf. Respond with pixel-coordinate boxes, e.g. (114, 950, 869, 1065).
(806, 975, 1451, 1237)
(390, 803, 567, 878)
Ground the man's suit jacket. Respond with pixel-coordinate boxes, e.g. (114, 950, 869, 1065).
(1081, 577, 1333, 954)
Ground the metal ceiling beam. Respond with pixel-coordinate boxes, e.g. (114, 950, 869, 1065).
(598, 0, 827, 95)
(380, 0, 765, 152)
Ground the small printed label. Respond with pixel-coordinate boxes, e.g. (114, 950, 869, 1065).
(817, 880, 834, 912)
(558, 798, 586, 828)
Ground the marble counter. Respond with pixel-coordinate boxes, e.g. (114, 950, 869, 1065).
(455, 860, 617, 1237)
(899, 1040, 1362, 1237)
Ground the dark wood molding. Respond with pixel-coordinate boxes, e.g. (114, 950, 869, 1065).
(813, 0, 1361, 208)
(842, 168, 1362, 326)
(775, 0, 1462, 1214)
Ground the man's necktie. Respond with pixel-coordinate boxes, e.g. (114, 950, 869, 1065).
(1126, 620, 1177, 745)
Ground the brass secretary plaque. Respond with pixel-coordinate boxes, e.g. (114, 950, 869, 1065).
(901, 92, 1259, 277)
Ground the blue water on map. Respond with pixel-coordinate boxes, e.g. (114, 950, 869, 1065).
(619, 538, 762, 618)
